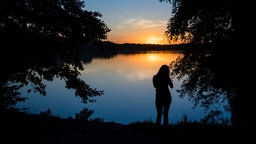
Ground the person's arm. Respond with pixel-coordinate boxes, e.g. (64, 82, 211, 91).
(168, 78, 173, 88)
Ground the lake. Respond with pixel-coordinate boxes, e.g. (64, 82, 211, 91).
(16, 50, 231, 125)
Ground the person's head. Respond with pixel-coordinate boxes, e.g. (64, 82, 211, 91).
(157, 64, 170, 76)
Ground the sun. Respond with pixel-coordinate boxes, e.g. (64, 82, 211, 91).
(145, 36, 162, 44)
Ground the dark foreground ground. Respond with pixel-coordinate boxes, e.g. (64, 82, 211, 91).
(1, 109, 250, 144)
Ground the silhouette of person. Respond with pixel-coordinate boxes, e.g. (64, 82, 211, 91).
(153, 64, 173, 126)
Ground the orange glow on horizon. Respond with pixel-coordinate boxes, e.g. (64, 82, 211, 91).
(105, 17, 185, 45)
(106, 25, 178, 44)
(107, 33, 182, 45)
(144, 36, 165, 44)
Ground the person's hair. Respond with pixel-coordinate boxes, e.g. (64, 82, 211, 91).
(157, 65, 170, 76)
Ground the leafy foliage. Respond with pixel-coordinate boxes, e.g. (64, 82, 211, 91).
(160, 0, 252, 127)
(0, 0, 110, 42)
(75, 107, 94, 122)
(0, 0, 108, 109)
(159, 0, 239, 44)
(169, 44, 232, 113)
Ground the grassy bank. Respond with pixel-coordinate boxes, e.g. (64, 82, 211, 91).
(1, 109, 248, 144)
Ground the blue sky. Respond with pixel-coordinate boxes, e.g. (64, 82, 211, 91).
(83, 0, 173, 44)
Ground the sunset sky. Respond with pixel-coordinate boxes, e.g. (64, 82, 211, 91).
(84, 0, 173, 44)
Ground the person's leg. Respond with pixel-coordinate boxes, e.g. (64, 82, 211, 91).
(155, 100, 163, 126)
(163, 102, 171, 126)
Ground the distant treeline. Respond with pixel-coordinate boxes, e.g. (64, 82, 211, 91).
(98, 41, 223, 55)
(83, 41, 186, 53)
(105, 41, 185, 51)
(80, 41, 186, 64)
(80, 41, 223, 64)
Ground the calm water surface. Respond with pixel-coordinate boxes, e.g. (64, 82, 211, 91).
(16, 51, 231, 124)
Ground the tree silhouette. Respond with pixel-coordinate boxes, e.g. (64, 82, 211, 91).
(0, 0, 110, 42)
(159, 0, 252, 128)
(0, 0, 109, 110)
(159, 0, 242, 44)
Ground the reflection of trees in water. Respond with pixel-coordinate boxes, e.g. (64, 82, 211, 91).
(0, 38, 103, 111)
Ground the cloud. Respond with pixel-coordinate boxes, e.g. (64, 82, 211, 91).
(124, 18, 136, 24)
(117, 18, 167, 29)
(136, 19, 166, 28)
